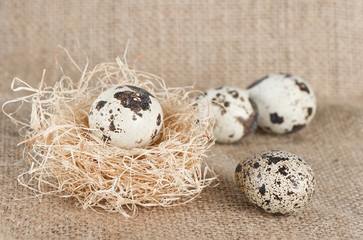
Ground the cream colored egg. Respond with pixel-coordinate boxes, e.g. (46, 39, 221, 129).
(196, 86, 258, 143)
(247, 74, 317, 134)
(235, 150, 315, 214)
(88, 85, 163, 149)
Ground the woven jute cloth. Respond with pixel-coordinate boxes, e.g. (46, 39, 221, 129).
(1, 1, 362, 239)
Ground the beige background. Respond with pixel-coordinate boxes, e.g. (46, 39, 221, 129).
(0, 0, 362, 239)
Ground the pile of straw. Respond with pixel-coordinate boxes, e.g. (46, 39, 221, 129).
(2, 48, 217, 217)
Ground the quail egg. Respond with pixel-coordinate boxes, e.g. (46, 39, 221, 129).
(235, 150, 315, 215)
(88, 85, 163, 149)
(196, 86, 258, 143)
(247, 73, 316, 134)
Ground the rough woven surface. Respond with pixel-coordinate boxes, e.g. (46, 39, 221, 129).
(0, 0, 362, 239)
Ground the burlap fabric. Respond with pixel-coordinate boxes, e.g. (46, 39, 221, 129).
(1, 1, 362, 239)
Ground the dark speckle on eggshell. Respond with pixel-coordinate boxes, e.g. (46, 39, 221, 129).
(278, 166, 288, 176)
(96, 101, 107, 111)
(306, 107, 313, 120)
(270, 113, 284, 124)
(114, 86, 152, 117)
(227, 90, 239, 98)
(259, 184, 266, 195)
(294, 80, 310, 94)
(102, 135, 111, 143)
(235, 164, 242, 173)
(156, 114, 162, 126)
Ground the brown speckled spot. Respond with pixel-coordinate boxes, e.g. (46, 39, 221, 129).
(227, 90, 239, 98)
(306, 107, 313, 120)
(294, 79, 310, 94)
(259, 184, 266, 195)
(253, 162, 260, 168)
(151, 129, 158, 139)
(102, 135, 111, 143)
(224, 101, 230, 107)
(96, 101, 107, 111)
(114, 86, 152, 116)
(270, 112, 284, 124)
(234, 98, 259, 136)
(132, 115, 137, 121)
(273, 194, 282, 201)
(100, 127, 104, 131)
(262, 153, 289, 164)
(235, 164, 242, 173)
(109, 121, 116, 131)
(156, 114, 161, 126)
(127, 85, 154, 98)
(278, 166, 288, 176)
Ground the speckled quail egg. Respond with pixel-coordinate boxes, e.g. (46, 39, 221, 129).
(88, 85, 163, 149)
(195, 86, 258, 143)
(247, 73, 316, 134)
(235, 150, 315, 215)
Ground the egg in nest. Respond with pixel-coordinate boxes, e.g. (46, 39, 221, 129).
(88, 85, 163, 149)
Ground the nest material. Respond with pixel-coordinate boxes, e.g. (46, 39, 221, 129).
(3, 48, 217, 217)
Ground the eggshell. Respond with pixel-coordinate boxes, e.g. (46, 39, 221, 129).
(235, 150, 315, 215)
(247, 73, 317, 134)
(88, 85, 163, 149)
(196, 86, 258, 143)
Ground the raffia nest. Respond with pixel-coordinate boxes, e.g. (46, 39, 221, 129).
(2, 47, 217, 217)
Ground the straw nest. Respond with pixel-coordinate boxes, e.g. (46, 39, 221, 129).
(2, 48, 217, 217)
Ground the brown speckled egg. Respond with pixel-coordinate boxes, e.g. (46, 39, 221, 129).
(89, 85, 163, 149)
(235, 150, 315, 215)
(247, 73, 317, 134)
(195, 86, 259, 143)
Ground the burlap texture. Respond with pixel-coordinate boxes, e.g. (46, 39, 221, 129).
(0, 0, 362, 239)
